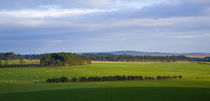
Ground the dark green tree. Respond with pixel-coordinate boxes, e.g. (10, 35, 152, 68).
(40, 53, 91, 67)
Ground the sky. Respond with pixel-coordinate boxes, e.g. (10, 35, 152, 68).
(0, 0, 210, 54)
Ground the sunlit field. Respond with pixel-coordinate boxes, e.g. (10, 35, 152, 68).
(0, 60, 39, 65)
(0, 62, 210, 101)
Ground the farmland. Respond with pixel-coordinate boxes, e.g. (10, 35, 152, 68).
(0, 62, 210, 101)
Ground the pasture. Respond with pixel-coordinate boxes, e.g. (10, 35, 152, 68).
(0, 62, 210, 101)
(0, 60, 39, 65)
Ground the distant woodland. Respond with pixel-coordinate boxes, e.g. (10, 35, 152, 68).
(0, 52, 40, 60)
(0, 52, 91, 67)
(0, 52, 210, 68)
(85, 55, 187, 62)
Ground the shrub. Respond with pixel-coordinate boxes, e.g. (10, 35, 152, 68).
(46, 75, 183, 83)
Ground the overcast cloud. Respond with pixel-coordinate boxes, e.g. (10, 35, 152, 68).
(0, 0, 210, 54)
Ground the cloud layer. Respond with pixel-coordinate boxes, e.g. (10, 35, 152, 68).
(0, 0, 210, 54)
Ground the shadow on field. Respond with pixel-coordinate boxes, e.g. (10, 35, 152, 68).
(0, 87, 210, 101)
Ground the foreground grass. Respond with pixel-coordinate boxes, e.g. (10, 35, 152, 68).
(0, 62, 210, 101)
(1, 87, 210, 101)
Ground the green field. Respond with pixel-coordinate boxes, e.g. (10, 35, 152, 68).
(0, 60, 40, 65)
(0, 62, 210, 101)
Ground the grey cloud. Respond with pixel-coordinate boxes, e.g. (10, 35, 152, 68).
(0, 0, 210, 53)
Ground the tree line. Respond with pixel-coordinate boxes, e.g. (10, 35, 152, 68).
(40, 53, 91, 67)
(1, 52, 210, 66)
(0, 52, 91, 67)
(85, 54, 188, 62)
(46, 75, 183, 83)
(206, 57, 210, 62)
(22, 54, 41, 60)
(0, 52, 41, 60)
(188, 57, 210, 62)
(0, 52, 22, 60)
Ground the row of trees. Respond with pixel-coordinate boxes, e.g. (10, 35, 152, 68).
(22, 54, 41, 60)
(157, 75, 182, 79)
(46, 75, 183, 83)
(0, 52, 40, 68)
(205, 57, 210, 62)
(188, 57, 210, 62)
(0, 52, 91, 67)
(85, 55, 188, 62)
(0, 52, 22, 60)
(40, 53, 91, 67)
(0, 52, 40, 60)
(1, 52, 210, 62)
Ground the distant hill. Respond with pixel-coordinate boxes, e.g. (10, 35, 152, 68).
(79, 51, 210, 57)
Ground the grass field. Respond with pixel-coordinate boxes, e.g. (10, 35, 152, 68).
(0, 60, 40, 65)
(0, 61, 210, 101)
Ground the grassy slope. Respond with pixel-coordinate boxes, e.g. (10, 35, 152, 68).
(1, 87, 210, 101)
(0, 62, 210, 101)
